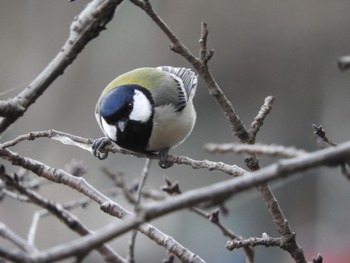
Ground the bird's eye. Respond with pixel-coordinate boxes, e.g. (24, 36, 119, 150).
(127, 103, 133, 111)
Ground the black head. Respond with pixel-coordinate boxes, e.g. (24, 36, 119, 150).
(100, 85, 135, 125)
(99, 85, 154, 152)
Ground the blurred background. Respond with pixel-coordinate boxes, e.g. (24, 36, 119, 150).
(1, 1, 350, 262)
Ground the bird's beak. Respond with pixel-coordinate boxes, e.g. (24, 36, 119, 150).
(118, 119, 127, 132)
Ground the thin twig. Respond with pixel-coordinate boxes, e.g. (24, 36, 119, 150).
(226, 233, 282, 250)
(135, 159, 152, 205)
(0, 221, 38, 254)
(27, 210, 44, 247)
(0, 129, 248, 177)
(127, 159, 152, 263)
(0, 0, 123, 134)
(244, 98, 305, 263)
(199, 22, 214, 64)
(127, 3, 296, 262)
(2, 139, 350, 261)
(2, 188, 29, 202)
(102, 168, 137, 204)
(190, 208, 239, 240)
(27, 196, 94, 247)
(312, 124, 350, 180)
(0, 166, 125, 263)
(162, 177, 255, 261)
(130, 0, 250, 142)
(0, 149, 204, 263)
(204, 143, 306, 158)
(249, 96, 275, 142)
(312, 124, 337, 147)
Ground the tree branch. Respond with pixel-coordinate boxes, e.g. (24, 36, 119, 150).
(0, 221, 38, 254)
(313, 124, 350, 179)
(0, 129, 248, 177)
(2, 137, 350, 262)
(127, 159, 152, 263)
(130, 0, 250, 142)
(127, 7, 298, 262)
(0, 148, 205, 263)
(226, 233, 282, 251)
(204, 142, 306, 158)
(249, 96, 275, 142)
(0, 165, 125, 263)
(190, 208, 254, 263)
(0, 0, 123, 134)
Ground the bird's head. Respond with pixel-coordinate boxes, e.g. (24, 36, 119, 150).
(97, 84, 154, 142)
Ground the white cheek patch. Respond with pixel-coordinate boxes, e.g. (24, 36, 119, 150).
(101, 117, 117, 141)
(130, 89, 152, 122)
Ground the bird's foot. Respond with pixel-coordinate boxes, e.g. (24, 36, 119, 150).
(92, 137, 112, 160)
(158, 148, 174, 169)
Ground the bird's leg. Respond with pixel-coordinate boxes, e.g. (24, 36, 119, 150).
(158, 148, 174, 169)
(92, 137, 112, 160)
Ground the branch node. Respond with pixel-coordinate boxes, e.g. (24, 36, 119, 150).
(312, 124, 337, 146)
(161, 177, 181, 195)
(100, 201, 115, 214)
(244, 156, 260, 171)
(208, 209, 220, 223)
(199, 21, 214, 64)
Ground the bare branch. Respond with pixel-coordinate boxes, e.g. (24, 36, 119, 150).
(246, 99, 304, 262)
(0, 1, 338, 261)
(0, 222, 38, 254)
(312, 124, 337, 147)
(0, 0, 123, 134)
(130, 0, 250, 142)
(127, 159, 152, 263)
(0, 129, 92, 151)
(2, 188, 29, 202)
(226, 233, 282, 250)
(0, 148, 204, 263)
(135, 159, 152, 205)
(161, 176, 255, 263)
(2, 134, 350, 261)
(0, 99, 25, 117)
(102, 168, 137, 204)
(141, 140, 350, 218)
(204, 143, 306, 158)
(125, 4, 303, 262)
(199, 22, 214, 64)
(249, 96, 275, 142)
(27, 210, 43, 247)
(313, 124, 350, 180)
(0, 166, 125, 263)
(1, 129, 248, 177)
(190, 207, 254, 263)
(0, 246, 28, 263)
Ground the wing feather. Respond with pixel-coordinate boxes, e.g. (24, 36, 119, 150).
(157, 66, 198, 111)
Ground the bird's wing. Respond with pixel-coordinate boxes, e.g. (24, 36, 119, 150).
(156, 66, 198, 111)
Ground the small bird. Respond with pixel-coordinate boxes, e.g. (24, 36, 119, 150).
(92, 66, 198, 168)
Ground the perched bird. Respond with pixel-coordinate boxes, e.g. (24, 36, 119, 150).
(92, 66, 198, 168)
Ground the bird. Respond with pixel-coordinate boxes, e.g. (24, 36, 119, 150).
(92, 66, 198, 168)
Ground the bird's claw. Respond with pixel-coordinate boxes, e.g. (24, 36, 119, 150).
(158, 148, 174, 169)
(92, 137, 112, 160)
